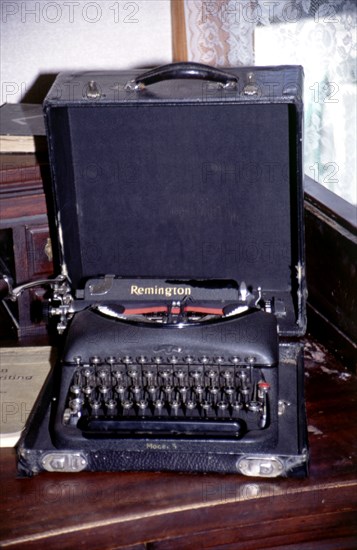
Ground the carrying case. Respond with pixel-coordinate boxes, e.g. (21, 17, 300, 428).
(17, 63, 308, 477)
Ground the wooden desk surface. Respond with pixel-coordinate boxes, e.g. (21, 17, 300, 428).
(1, 338, 356, 550)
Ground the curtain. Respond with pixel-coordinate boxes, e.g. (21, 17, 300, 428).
(172, 0, 255, 65)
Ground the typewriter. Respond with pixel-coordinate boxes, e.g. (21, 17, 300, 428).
(6, 63, 309, 477)
(7, 273, 306, 478)
(52, 279, 278, 444)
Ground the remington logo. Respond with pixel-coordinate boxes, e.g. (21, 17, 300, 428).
(130, 285, 191, 298)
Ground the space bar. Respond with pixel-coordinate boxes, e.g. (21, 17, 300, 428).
(79, 417, 246, 438)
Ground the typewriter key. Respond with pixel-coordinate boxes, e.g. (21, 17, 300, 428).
(208, 370, 218, 387)
(209, 387, 219, 406)
(106, 399, 117, 414)
(128, 369, 139, 379)
(98, 385, 110, 396)
(179, 386, 188, 404)
(131, 385, 141, 401)
(69, 397, 84, 412)
(148, 386, 157, 400)
(138, 399, 148, 415)
(143, 370, 156, 386)
(154, 399, 164, 414)
(122, 400, 133, 414)
(82, 367, 92, 379)
(190, 370, 201, 382)
(97, 368, 108, 381)
(83, 385, 94, 397)
(89, 399, 101, 412)
(217, 401, 229, 417)
(115, 385, 126, 400)
(239, 373, 250, 403)
(163, 385, 173, 399)
(232, 400, 243, 412)
(202, 400, 211, 417)
(170, 400, 180, 416)
(175, 370, 185, 386)
(194, 385, 204, 403)
(225, 387, 235, 403)
(238, 371, 248, 385)
(160, 369, 172, 381)
(70, 384, 82, 397)
(258, 380, 270, 394)
(186, 400, 196, 414)
(222, 370, 233, 384)
(248, 401, 261, 413)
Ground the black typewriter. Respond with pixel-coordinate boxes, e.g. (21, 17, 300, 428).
(51, 279, 279, 446)
(7, 63, 308, 477)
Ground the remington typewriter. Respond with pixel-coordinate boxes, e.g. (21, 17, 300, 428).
(6, 63, 309, 477)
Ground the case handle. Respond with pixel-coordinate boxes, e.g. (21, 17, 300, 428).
(125, 62, 238, 91)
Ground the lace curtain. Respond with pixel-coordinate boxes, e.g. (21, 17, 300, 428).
(172, 0, 357, 206)
(182, 0, 255, 66)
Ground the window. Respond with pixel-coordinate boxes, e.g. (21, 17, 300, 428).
(255, 0, 356, 206)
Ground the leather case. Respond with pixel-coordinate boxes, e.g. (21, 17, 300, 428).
(17, 63, 308, 477)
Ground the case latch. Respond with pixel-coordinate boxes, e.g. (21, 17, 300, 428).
(237, 456, 284, 477)
(242, 73, 259, 96)
(41, 452, 87, 472)
(85, 80, 101, 99)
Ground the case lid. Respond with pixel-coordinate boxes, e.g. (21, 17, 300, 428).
(44, 63, 306, 336)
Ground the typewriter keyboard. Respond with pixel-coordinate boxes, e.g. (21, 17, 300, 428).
(62, 355, 272, 438)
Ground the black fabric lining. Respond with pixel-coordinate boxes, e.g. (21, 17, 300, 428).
(48, 103, 294, 292)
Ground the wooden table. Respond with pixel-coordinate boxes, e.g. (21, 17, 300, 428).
(1, 338, 356, 549)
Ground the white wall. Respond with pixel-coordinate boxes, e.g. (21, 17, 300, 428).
(1, 0, 173, 104)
